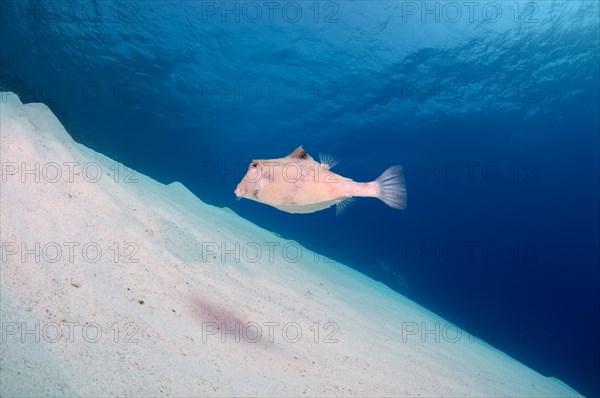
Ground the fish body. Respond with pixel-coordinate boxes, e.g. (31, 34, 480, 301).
(234, 146, 406, 215)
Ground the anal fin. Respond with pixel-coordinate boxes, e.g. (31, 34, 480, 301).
(335, 197, 355, 216)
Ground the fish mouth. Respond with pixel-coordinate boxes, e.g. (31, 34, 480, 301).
(234, 186, 243, 198)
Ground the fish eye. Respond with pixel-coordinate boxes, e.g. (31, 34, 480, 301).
(251, 162, 258, 168)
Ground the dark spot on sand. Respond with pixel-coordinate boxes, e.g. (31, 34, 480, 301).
(190, 297, 245, 328)
(188, 297, 273, 350)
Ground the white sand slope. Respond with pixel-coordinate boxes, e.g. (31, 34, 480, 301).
(0, 91, 581, 397)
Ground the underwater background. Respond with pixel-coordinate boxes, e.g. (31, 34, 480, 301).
(1, 0, 598, 395)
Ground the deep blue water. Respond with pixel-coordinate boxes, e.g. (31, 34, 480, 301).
(1, 1, 598, 395)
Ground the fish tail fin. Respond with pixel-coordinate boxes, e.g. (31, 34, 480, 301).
(374, 165, 406, 209)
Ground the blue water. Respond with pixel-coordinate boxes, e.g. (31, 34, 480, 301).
(1, 1, 598, 395)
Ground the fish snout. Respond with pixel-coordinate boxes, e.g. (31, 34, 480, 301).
(234, 185, 244, 198)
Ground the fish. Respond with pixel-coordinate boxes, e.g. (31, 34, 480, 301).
(377, 259, 409, 291)
(234, 146, 406, 215)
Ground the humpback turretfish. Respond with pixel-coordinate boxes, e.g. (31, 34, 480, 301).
(234, 146, 407, 215)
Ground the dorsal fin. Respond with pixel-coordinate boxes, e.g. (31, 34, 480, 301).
(287, 146, 314, 161)
(318, 152, 339, 170)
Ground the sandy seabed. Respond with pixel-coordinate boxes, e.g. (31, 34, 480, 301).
(0, 92, 581, 397)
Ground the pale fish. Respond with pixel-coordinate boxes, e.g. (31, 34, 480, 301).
(234, 146, 406, 215)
